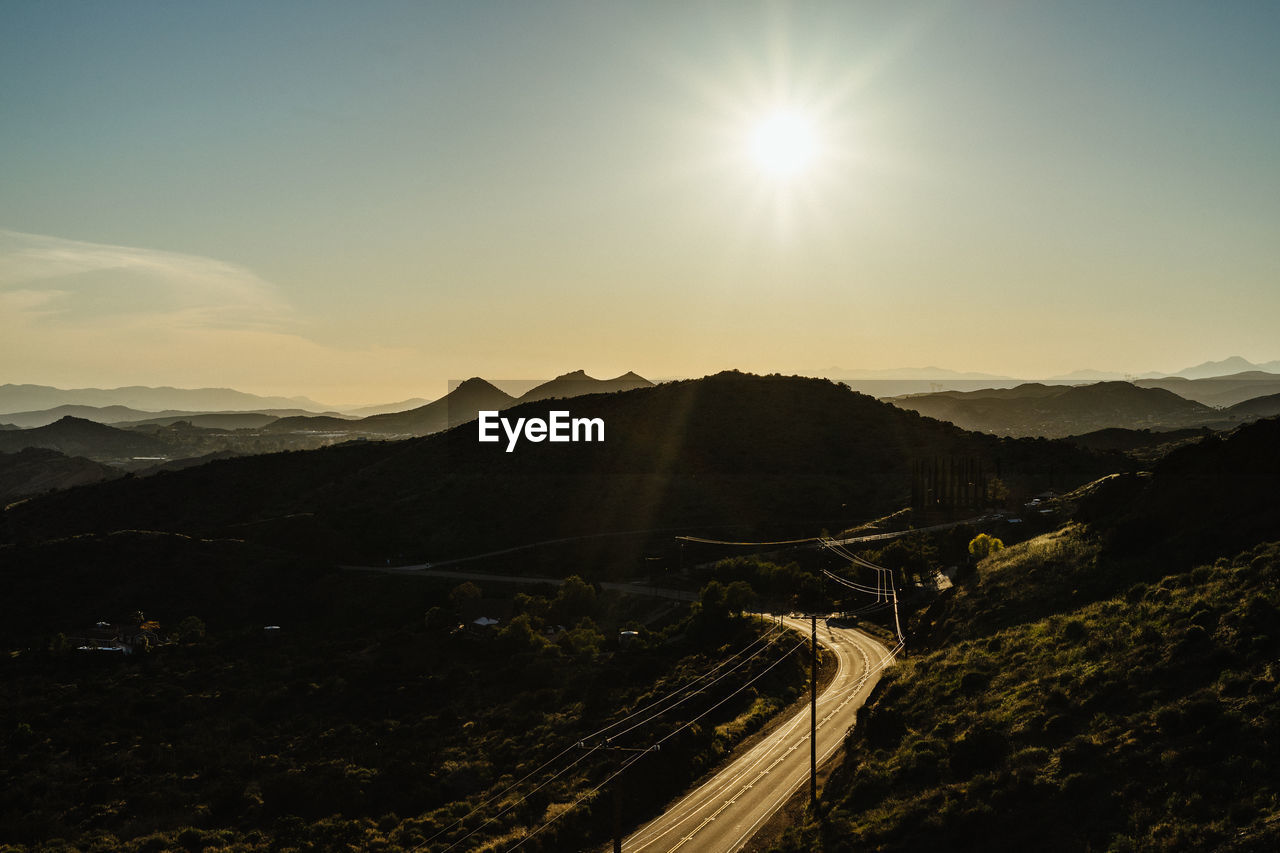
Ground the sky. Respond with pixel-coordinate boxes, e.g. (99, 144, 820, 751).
(2, 0, 1278, 406)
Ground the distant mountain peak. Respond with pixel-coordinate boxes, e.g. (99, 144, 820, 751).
(53, 415, 105, 428)
(452, 377, 502, 393)
(517, 370, 651, 403)
(1172, 356, 1258, 379)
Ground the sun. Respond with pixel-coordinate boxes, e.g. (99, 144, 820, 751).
(748, 110, 818, 178)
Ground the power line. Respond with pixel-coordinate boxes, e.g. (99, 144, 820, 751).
(441, 746, 603, 852)
(416, 625, 783, 851)
(507, 635, 810, 851)
(605, 633, 789, 745)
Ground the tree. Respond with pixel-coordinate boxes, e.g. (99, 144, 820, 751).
(724, 580, 757, 615)
(497, 614, 545, 655)
(987, 476, 1010, 507)
(551, 575, 596, 625)
(699, 580, 729, 625)
(176, 616, 206, 642)
(449, 582, 482, 614)
(968, 533, 1005, 561)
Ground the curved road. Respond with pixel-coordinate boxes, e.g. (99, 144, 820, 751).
(620, 618, 895, 853)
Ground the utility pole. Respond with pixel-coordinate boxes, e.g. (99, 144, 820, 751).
(613, 781, 622, 853)
(810, 613, 817, 807)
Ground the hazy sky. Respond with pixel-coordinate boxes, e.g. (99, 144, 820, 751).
(3, 1, 1278, 405)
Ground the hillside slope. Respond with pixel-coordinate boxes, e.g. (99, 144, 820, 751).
(316, 376, 516, 435)
(891, 381, 1219, 437)
(1227, 391, 1280, 419)
(0, 447, 124, 501)
(517, 369, 654, 402)
(0, 373, 1122, 565)
(771, 416, 1280, 852)
(0, 416, 173, 461)
(1135, 371, 1280, 407)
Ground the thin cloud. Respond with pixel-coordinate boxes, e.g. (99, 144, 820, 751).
(0, 229, 429, 404)
(0, 228, 293, 330)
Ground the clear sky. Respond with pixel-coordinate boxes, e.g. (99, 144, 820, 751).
(3, 1, 1278, 405)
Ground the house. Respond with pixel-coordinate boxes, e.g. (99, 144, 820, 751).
(71, 618, 162, 654)
(459, 598, 514, 634)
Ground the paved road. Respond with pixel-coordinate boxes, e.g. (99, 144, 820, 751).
(619, 618, 894, 853)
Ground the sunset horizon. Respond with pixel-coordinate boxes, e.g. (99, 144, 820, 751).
(4, 2, 1278, 405)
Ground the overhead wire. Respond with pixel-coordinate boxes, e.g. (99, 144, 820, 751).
(440, 533, 919, 850)
(507, 634, 811, 851)
(415, 623, 784, 850)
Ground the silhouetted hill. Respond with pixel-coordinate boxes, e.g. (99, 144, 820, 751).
(1078, 416, 1280, 567)
(1135, 370, 1280, 407)
(1063, 426, 1210, 453)
(891, 381, 1218, 437)
(262, 414, 365, 433)
(903, 383, 1066, 401)
(0, 373, 1122, 567)
(0, 383, 330, 413)
(0, 416, 172, 461)
(267, 373, 654, 436)
(134, 449, 243, 476)
(118, 412, 284, 430)
(0, 447, 123, 500)
(343, 397, 431, 416)
(1227, 391, 1280, 419)
(1166, 355, 1280, 379)
(345, 377, 517, 435)
(517, 369, 654, 402)
(0, 404, 160, 429)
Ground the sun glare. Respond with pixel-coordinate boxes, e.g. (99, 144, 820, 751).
(749, 111, 817, 178)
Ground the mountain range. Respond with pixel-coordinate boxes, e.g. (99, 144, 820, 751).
(0, 404, 349, 430)
(0, 384, 330, 414)
(0, 371, 658, 478)
(888, 381, 1228, 438)
(1162, 355, 1280, 379)
(0, 372, 1121, 565)
(0, 447, 124, 501)
(269, 370, 654, 436)
(1133, 371, 1280, 407)
(0, 416, 173, 460)
(6, 358, 1278, 418)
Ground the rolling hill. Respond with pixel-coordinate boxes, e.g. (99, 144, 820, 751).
(1163, 355, 1280, 379)
(265, 371, 655, 437)
(770, 415, 1280, 853)
(889, 381, 1220, 437)
(517, 369, 655, 402)
(1134, 370, 1280, 407)
(305, 376, 516, 435)
(0, 404, 163, 429)
(0, 383, 330, 414)
(1226, 391, 1280, 419)
(0, 447, 124, 501)
(0, 373, 1124, 567)
(0, 416, 173, 461)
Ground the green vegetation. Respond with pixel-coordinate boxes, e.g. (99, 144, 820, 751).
(966, 533, 1003, 560)
(0, 534, 809, 852)
(891, 381, 1225, 438)
(772, 531, 1280, 851)
(12, 377, 1266, 850)
(770, 417, 1280, 851)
